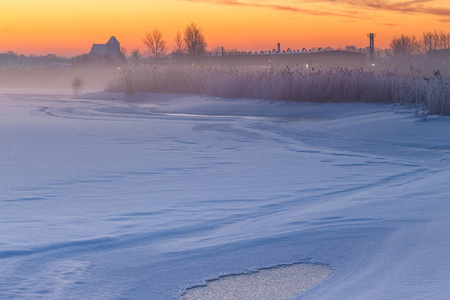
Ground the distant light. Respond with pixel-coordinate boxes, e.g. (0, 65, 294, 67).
(118, 67, 121, 70)
(268, 59, 271, 63)
(371, 63, 375, 67)
(192, 63, 195, 66)
(306, 64, 309, 69)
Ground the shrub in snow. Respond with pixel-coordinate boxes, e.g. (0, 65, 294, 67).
(71, 77, 83, 96)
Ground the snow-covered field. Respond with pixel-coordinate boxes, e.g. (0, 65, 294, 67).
(1, 91, 450, 299)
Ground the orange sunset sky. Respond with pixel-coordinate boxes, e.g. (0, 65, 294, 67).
(1, 0, 450, 56)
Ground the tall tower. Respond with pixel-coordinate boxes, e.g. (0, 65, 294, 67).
(368, 33, 375, 65)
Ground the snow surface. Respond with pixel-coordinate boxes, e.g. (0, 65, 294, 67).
(1, 92, 450, 299)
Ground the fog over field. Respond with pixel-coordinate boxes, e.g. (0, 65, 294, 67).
(1, 50, 450, 115)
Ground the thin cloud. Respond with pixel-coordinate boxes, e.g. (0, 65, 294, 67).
(307, 0, 450, 17)
(181, 0, 358, 18)
(180, 0, 450, 18)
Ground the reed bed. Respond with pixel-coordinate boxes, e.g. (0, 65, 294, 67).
(107, 66, 450, 115)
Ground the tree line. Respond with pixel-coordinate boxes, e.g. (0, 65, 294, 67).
(390, 30, 450, 57)
(140, 26, 450, 59)
(140, 22, 207, 59)
(2, 27, 450, 65)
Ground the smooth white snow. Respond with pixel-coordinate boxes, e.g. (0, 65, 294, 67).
(1, 91, 450, 299)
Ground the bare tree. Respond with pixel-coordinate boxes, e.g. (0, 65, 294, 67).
(439, 31, 450, 50)
(71, 77, 83, 96)
(128, 48, 142, 66)
(390, 34, 420, 57)
(345, 45, 357, 52)
(421, 31, 450, 53)
(422, 31, 434, 53)
(172, 30, 185, 57)
(183, 23, 207, 56)
(130, 48, 141, 61)
(120, 46, 128, 59)
(432, 31, 441, 50)
(143, 29, 167, 58)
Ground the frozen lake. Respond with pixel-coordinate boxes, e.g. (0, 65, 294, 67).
(1, 92, 450, 299)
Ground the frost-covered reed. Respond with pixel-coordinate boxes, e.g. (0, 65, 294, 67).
(424, 73, 450, 115)
(107, 66, 450, 115)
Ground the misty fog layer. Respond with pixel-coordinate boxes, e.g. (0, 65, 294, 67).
(2, 49, 450, 116)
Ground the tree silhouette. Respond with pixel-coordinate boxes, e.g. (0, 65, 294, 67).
(183, 23, 207, 56)
(130, 49, 141, 60)
(143, 29, 167, 58)
(72, 77, 83, 96)
(390, 34, 420, 57)
(172, 30, 185, 57)
(120, 46, 128, 59)
(421, 31, 450, 53)
(130, 48, 142, 65)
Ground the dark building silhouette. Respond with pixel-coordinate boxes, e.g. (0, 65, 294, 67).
(89, 36, 122, 59)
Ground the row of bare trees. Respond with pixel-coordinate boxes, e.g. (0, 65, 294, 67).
(390, 31, 450, 57)
(137, 27, 450, 59)
(141, 23, 207, 59)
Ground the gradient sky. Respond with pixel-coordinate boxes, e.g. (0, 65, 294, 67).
(1, 0, 450, 56)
